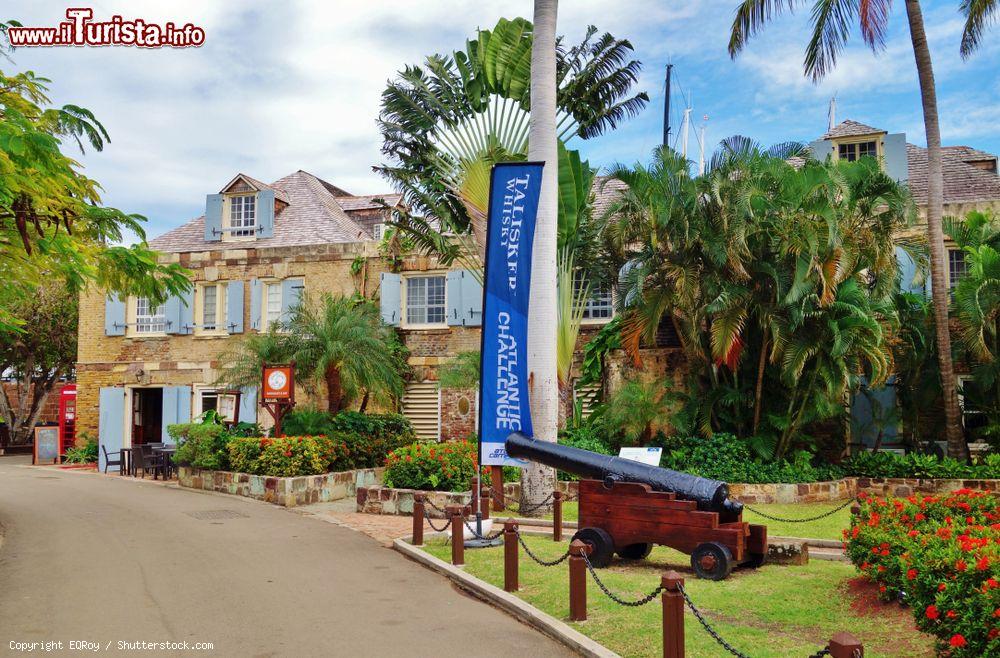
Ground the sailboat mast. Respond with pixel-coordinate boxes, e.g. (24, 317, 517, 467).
(662, 64, 673, 147)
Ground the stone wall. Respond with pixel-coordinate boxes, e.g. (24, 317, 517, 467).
(355, 485, 470, 518)
(730, 477, 1000, 504)
(178, 466, 382, 508)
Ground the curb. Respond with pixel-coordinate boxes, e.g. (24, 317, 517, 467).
(393, 537, 619, 658)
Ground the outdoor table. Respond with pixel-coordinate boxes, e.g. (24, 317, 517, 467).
(152, 446, 178, 479)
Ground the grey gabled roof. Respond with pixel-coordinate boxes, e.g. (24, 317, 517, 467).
(148, 170, 388, 253)
(906, 144, 1000, 206)
(821, 119, 886, 140)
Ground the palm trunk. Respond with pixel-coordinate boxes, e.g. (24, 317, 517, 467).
(752, 334, 769, 435)
(325, 365, 343, 414)
(557, 378, 573, 430)
(904, 0, 968, 461)
(521, 0, 559, 517)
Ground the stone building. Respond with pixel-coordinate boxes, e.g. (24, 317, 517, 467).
(76, 170, 624, 469)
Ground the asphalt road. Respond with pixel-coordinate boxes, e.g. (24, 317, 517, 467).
(0, 456, 572, 657)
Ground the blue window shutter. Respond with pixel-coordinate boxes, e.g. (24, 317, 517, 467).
(250, 278, 262, 330)
(161, 386, 191, 443)
(98, 387, 125, 472)
(446, 271, 463, 326)
(104, 294, 126, 336)
(883, 133, 908, 183)
(280, 278, 304, 324)
(380, 273, 401, 326)
(459, 270, 483, 326)
(239, 386, 258, 425)
(896, 247, 925, 296)
(164, 289, 193, 335)
(808, 139, 834, 162)
(205, 194, 223, 242)
(257, 190, 275, 238)
(227, 281, 244, 333)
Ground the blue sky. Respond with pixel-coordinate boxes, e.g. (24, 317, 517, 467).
(5, 1, 998, 242)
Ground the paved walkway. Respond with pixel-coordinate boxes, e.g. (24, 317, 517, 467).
(0, 456, 571, 657)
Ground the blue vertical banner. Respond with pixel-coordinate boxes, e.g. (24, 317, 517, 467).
(479, 162, 544, 467)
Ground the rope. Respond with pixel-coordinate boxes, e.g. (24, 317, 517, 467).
(678, 584, 751, 658)
(515, 529, 571, 566)
(582, 552, 664, 607)
(742, 498, 855, 523)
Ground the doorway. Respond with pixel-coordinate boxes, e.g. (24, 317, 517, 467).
(131, 388, 163, 445)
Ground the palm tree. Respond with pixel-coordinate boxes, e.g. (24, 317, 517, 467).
(959, 0, 999, 58)
(522, 0, 561, 513)
(216, 295, 406, 415)
(728, 0, 968, 459)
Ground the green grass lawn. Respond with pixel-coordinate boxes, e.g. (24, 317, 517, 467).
(529, 500, 852, 541)
(421, 536, 934, 658)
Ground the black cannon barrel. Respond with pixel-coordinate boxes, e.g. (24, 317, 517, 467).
(505, 432, 742, 515)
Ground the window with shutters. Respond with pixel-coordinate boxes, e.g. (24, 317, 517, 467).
(836, 140, 880, 163)
(131, 297, 166, 335)
(262, 281, 283, 331)
(402, 381, 440, 440)
(403, 274, 446, 327)
(221, 193, 258, 242)
(194, 282, 227, 336)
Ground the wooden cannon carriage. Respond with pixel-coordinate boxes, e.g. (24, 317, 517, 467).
(505, 432, 767, 580)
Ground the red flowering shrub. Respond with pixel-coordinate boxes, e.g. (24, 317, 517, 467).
(382, 440, 477, 492)
(845, 488, 1000, 657)
(228, 436, 325, 477)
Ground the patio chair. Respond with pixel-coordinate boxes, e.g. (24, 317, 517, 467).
(101, 445, 123, 474)
(133, 444, 163, 480)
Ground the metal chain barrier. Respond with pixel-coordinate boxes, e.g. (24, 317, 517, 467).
(515, 529, 571, 566)
(806, 648, 830, 658)
(503, 492, 555, 515)
(462, 517, 504, 541)
(423, 509, 451, 533)
(581, 552, 664, 607)
(678, 584, 751, 658)
(742, 498, 856, 523)
(423, 496, 448, 514)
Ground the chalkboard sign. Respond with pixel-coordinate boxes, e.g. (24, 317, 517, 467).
(33, 426, 60, 465)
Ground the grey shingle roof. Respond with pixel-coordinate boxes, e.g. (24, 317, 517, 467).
(592, 176, 629, 217)
(335, 193, 402, 211)
(906, 144, 1000, 206)
(942, 145, 997, 164)
(148, 170, 389, 253)
(822, 119, 886, 139)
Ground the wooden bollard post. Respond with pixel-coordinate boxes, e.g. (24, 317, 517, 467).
(569, 539, 591, 622)
(480, 482, 492, 520)
(828, 632, 863, 658)
(553, 490, 563, 542)
(412, 493, 425, 546)
(661, 571, 685, 658)
(504, 519, 519, 592)
(447, 504, 465, 566)
(491, 465, 505, 511)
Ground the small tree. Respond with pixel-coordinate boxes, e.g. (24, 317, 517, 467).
(216, 294, 408, 415)
(0, 284, 76, 446)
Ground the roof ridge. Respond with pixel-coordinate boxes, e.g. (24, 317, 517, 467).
(298, 171, 368, 240)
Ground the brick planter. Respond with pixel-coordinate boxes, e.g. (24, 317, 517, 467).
(178, 466, 383, 508)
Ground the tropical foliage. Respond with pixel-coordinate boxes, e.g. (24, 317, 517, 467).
(0, 52, 191, 333)
(602, 143, 910, 458)
(215, 294, 408, 414)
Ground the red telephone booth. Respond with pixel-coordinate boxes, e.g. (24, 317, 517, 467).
(59, 384, 77, 455)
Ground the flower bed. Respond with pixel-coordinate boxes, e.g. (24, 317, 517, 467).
(845, 488, 1000, 656)
(178, 465, 382, 508)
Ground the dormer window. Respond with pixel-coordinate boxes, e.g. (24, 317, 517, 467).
(838, 140, 878, 162)
(229, 194, 257, 238)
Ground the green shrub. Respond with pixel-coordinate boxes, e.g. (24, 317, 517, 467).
(329, 411, 415, 443)
(283, 408, 333, 436)
(658, 434, 845, 483)
(283, 409, 415, 470)
(557, 426, 613, 481)
(64, 434, 98, 464)
(315, 432, 352, 471)
(383, 439, 477, 492)
(227, 436, 325, 477)
(843, 451, 1000, 480)
(170, 421, 231, 470)
(846, 489, 1000, 656)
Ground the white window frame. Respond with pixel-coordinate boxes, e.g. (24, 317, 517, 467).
(948, 248, 968, 291)
(194, 282, 228, 336)
(372, 223, 385, 242)
(192, 385, 238, 423)
(128, 296, 167, 337)
(222, 193, 257, 242)
(574, 273, 615, 324)
(402, 273, 447, 328)
(262, 280, 284, 332)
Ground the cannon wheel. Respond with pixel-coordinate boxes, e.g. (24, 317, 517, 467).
(572, 527, 614, 568)
(616, 543, 653, 561)
(691, 542, 734, 580)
